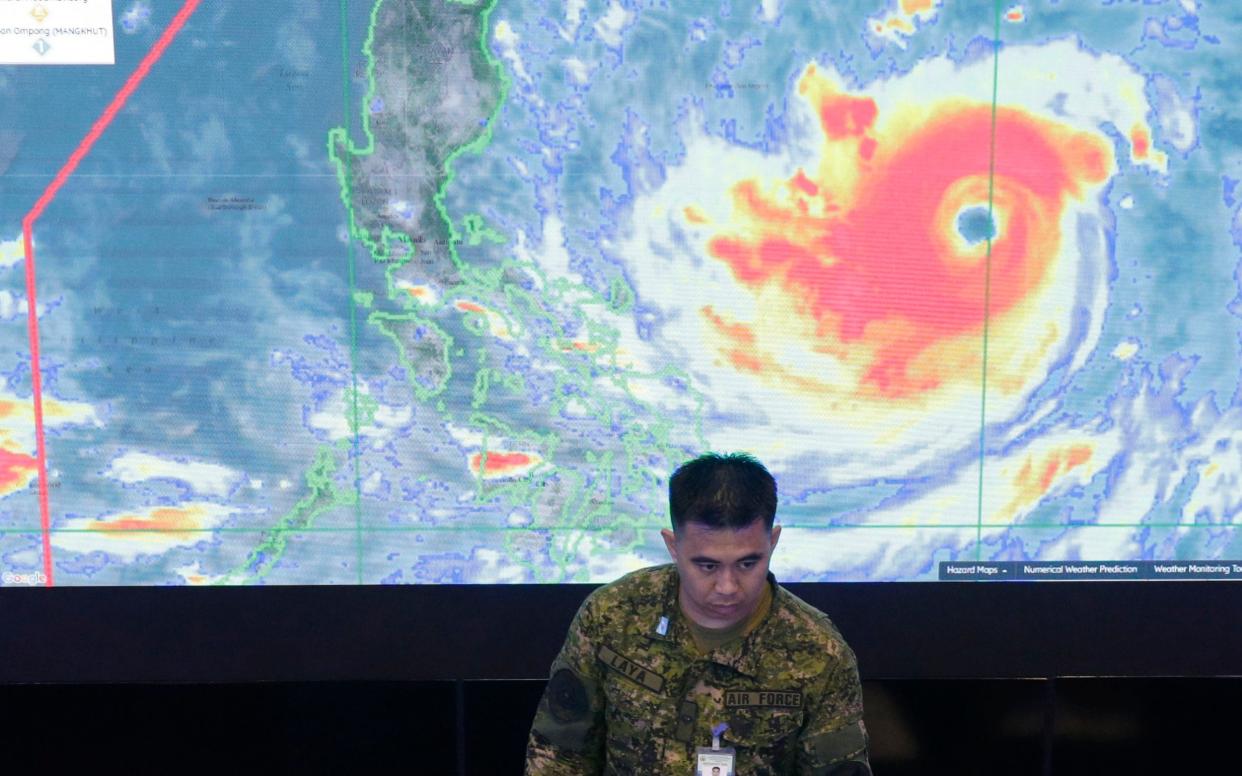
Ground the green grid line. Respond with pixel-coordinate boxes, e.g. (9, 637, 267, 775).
(974, 0, 1005, 563)
(338, 0, 366, 584)
(3, 523, 1237, 535)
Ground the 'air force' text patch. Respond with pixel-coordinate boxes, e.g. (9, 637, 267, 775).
(725, 690, 803, 708)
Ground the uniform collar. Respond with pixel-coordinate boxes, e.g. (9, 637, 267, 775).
(651, 565, 781, 679)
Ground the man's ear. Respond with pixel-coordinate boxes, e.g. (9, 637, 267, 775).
(769, 523, 782, 552)
(661, 528, 678, 562)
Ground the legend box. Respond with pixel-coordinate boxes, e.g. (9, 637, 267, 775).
(0, 0, 116, 65)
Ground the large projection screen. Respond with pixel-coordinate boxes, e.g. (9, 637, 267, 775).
(1, 0, 1238, 591)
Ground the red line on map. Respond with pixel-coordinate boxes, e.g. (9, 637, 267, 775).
(22, 0, 202, 587)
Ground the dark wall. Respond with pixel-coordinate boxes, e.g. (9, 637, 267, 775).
(2, 678, 1238, 775)
(6, 581, 1242, 683)
(5, 582, 1242, 773)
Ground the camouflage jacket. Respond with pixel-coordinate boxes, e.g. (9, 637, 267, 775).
(525, 564, 871, 775)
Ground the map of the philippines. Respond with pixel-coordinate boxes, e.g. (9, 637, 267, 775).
(0, 0, 1238, 585)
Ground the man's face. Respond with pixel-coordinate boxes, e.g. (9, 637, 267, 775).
(661, 519, 780, 629)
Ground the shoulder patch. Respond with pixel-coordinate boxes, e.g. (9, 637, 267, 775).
(546, 668, 590, 723)
(596, 644, 666, 693)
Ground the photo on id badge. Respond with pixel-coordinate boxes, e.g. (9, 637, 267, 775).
(696, 753, 734, 776)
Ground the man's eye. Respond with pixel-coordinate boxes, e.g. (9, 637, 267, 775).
(697, 563, 717, 572)
(739, 560, 758, 570)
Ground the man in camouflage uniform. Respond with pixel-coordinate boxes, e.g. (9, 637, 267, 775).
(526, 453, 871, 775)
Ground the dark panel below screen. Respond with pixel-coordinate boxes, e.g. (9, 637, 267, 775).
(3, 678, 1240, 774)
(0, 681, 457, 774)
(3, 582, 1242, 683)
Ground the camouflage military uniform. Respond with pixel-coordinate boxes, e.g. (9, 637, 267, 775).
(526, 564, 871, 775)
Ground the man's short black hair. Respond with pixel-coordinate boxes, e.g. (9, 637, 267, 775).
(669, 452, 777, 532)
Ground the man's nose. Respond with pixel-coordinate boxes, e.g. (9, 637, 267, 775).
(715, 569, 740, 596)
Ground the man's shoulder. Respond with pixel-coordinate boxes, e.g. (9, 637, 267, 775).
(566, 563, 675, 640)
(585, 563, 674, 609)
(765, 583, 856, 662)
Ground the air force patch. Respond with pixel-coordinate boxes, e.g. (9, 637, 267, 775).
(724, 690, 803, 708)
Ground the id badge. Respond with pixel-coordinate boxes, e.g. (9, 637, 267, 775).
(695, 746, 736, 776)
